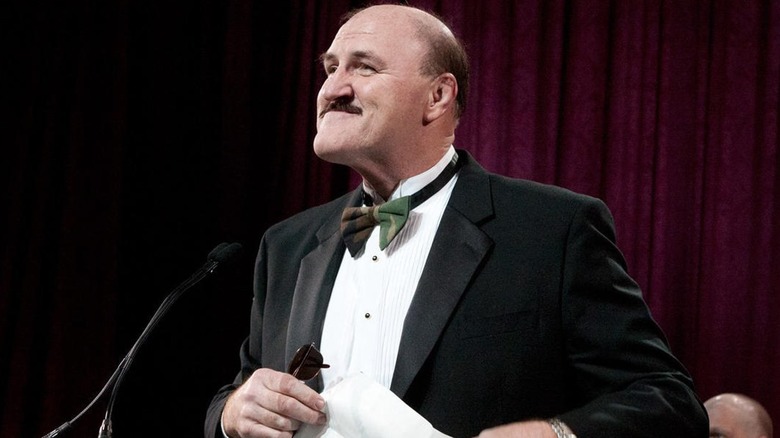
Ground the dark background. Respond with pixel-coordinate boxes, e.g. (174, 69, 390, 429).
(3, 1, 778, 436)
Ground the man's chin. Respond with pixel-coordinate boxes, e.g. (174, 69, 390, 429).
(313, 139, 355, 166)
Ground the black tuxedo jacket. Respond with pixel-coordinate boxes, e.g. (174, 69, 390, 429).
(206, 151, 707, 437)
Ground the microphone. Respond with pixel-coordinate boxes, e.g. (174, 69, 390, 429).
(42, 242, 243, 438)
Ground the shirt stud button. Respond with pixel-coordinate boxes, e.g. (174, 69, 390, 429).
(365, 313, 371, 319)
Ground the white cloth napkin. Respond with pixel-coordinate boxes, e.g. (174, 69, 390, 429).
(296, 374, 451, 438)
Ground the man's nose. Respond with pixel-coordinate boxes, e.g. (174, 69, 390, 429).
(319, 67, 354, 101)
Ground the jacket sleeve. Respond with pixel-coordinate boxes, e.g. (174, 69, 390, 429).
(556, 197, 708, 437)
(204, 330, 263, 437)
(204, 236, 270, 438)
(204, 383, 233, 438)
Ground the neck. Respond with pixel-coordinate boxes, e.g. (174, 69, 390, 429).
(361, 145, 454, 200)
(359, 141, 454, 200)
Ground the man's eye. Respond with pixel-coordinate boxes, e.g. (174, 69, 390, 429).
(357, 63, 376, 73)
(324, 64, 338, 75)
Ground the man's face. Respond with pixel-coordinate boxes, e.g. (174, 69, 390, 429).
(313, 7, 433, 167)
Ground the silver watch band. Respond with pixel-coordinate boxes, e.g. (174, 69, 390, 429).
(547, 418, 577, 438)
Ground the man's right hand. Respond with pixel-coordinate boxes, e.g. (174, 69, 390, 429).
(222, 368, 327, 438)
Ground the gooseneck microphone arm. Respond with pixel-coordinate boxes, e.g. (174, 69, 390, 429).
(42, 242, 243, 438)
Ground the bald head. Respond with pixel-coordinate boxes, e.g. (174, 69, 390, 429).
(705, 393, 773, 438)
(343, 5, 469, 117)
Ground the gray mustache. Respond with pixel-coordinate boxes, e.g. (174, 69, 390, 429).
(319, 100, 363, 118)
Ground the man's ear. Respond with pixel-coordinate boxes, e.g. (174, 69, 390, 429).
(423, 73, 458, 124)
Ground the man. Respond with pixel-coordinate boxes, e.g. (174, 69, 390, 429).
(705, 393, 774, 438)
(206, 4, 707, 437)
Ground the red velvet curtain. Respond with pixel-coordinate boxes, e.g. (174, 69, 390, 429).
(3, 1, 778, 436)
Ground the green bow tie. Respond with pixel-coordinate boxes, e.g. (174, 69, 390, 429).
(340, 152, 460, 257)
(340, 196, 411, 256)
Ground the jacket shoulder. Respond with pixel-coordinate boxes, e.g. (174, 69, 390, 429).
(486, 173, 612, 228)
(263, 189, 357, 243)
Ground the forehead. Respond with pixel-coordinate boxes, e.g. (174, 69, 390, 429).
(324, 8, 427, 63)
(707, 403, 742, 429)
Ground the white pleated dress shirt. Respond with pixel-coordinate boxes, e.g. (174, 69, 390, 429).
(220, 148, 459, 437)
(320, 146, 458, 390)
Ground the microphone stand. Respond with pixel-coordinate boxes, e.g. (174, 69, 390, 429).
(42, 242, 242, 438)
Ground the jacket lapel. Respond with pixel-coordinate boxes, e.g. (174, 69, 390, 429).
(285, 189, 362, 391)
(391, 151, 494, 397)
